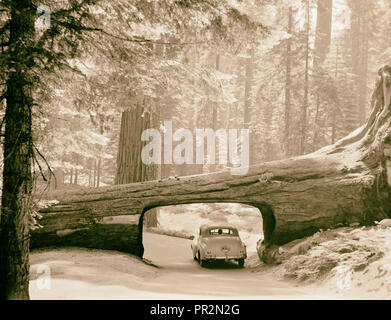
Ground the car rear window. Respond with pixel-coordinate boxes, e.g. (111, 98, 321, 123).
(208, 228, 237, 236)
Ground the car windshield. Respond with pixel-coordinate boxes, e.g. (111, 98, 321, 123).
(208, 228, 237, 236)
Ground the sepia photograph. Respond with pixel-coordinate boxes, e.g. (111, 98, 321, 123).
(0, 0, 391, 307)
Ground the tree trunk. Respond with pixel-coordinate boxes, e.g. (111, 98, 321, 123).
(300, 0, 310, 155)
(93, 160, 96, 187)
(284, 7, 293, 157)
(358, 12, 369, 123)
(314, 0, 333, 64)
(348, 0, 370, 124)
(243, 49, 254, 165)
(115, 103, 158, 227)
(209, 53, 220, 173)
(32, 66, 391, 264)
(115, 105, 155, 184)
(312, 94, 321, 151)
(0, 0, 34, 300)
(97, 158, 101, 188)
(313, 0, 333, 151)
(144, 210, 159, 229)
(331, 44, 339, 144)
(53, 169, 64, 190)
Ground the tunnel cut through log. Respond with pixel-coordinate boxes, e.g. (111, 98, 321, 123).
(138, 202, 269, 257)
(31, 66, 391, 263)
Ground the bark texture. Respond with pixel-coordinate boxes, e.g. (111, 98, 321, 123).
(32, 66, 391, 263)
(115, 106, 154, 184)
(115, 103, 158, 227)
(0, 1, 34, 300)
(30, 224, 141, 256)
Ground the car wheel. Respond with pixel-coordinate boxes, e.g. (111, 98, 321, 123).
(197, 251, 205, 267)
(237, 259, 245, 268)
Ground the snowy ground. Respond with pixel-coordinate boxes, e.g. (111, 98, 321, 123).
(266, 225, 391, 299)
(29, 203, 391, 299)
(28, 235, 338, 300)
(29, 226, 391, 300)
(150, 205, 391, 299)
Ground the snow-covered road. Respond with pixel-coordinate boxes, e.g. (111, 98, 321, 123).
(140, 232, 309, 298)
(29, 232, 344, 299)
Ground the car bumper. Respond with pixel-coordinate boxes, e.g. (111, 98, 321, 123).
(203, 254, 247, 260)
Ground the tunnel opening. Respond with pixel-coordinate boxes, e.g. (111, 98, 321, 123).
(139, 203, 265, 269)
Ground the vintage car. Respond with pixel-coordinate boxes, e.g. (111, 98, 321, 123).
(191, 224, 247, 267)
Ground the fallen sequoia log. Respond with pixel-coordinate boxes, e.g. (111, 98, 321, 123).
(31, 65, 391, 263)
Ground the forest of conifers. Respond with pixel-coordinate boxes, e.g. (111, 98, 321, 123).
(0, 0, 391, 300)
(0, 0, 388, 189)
